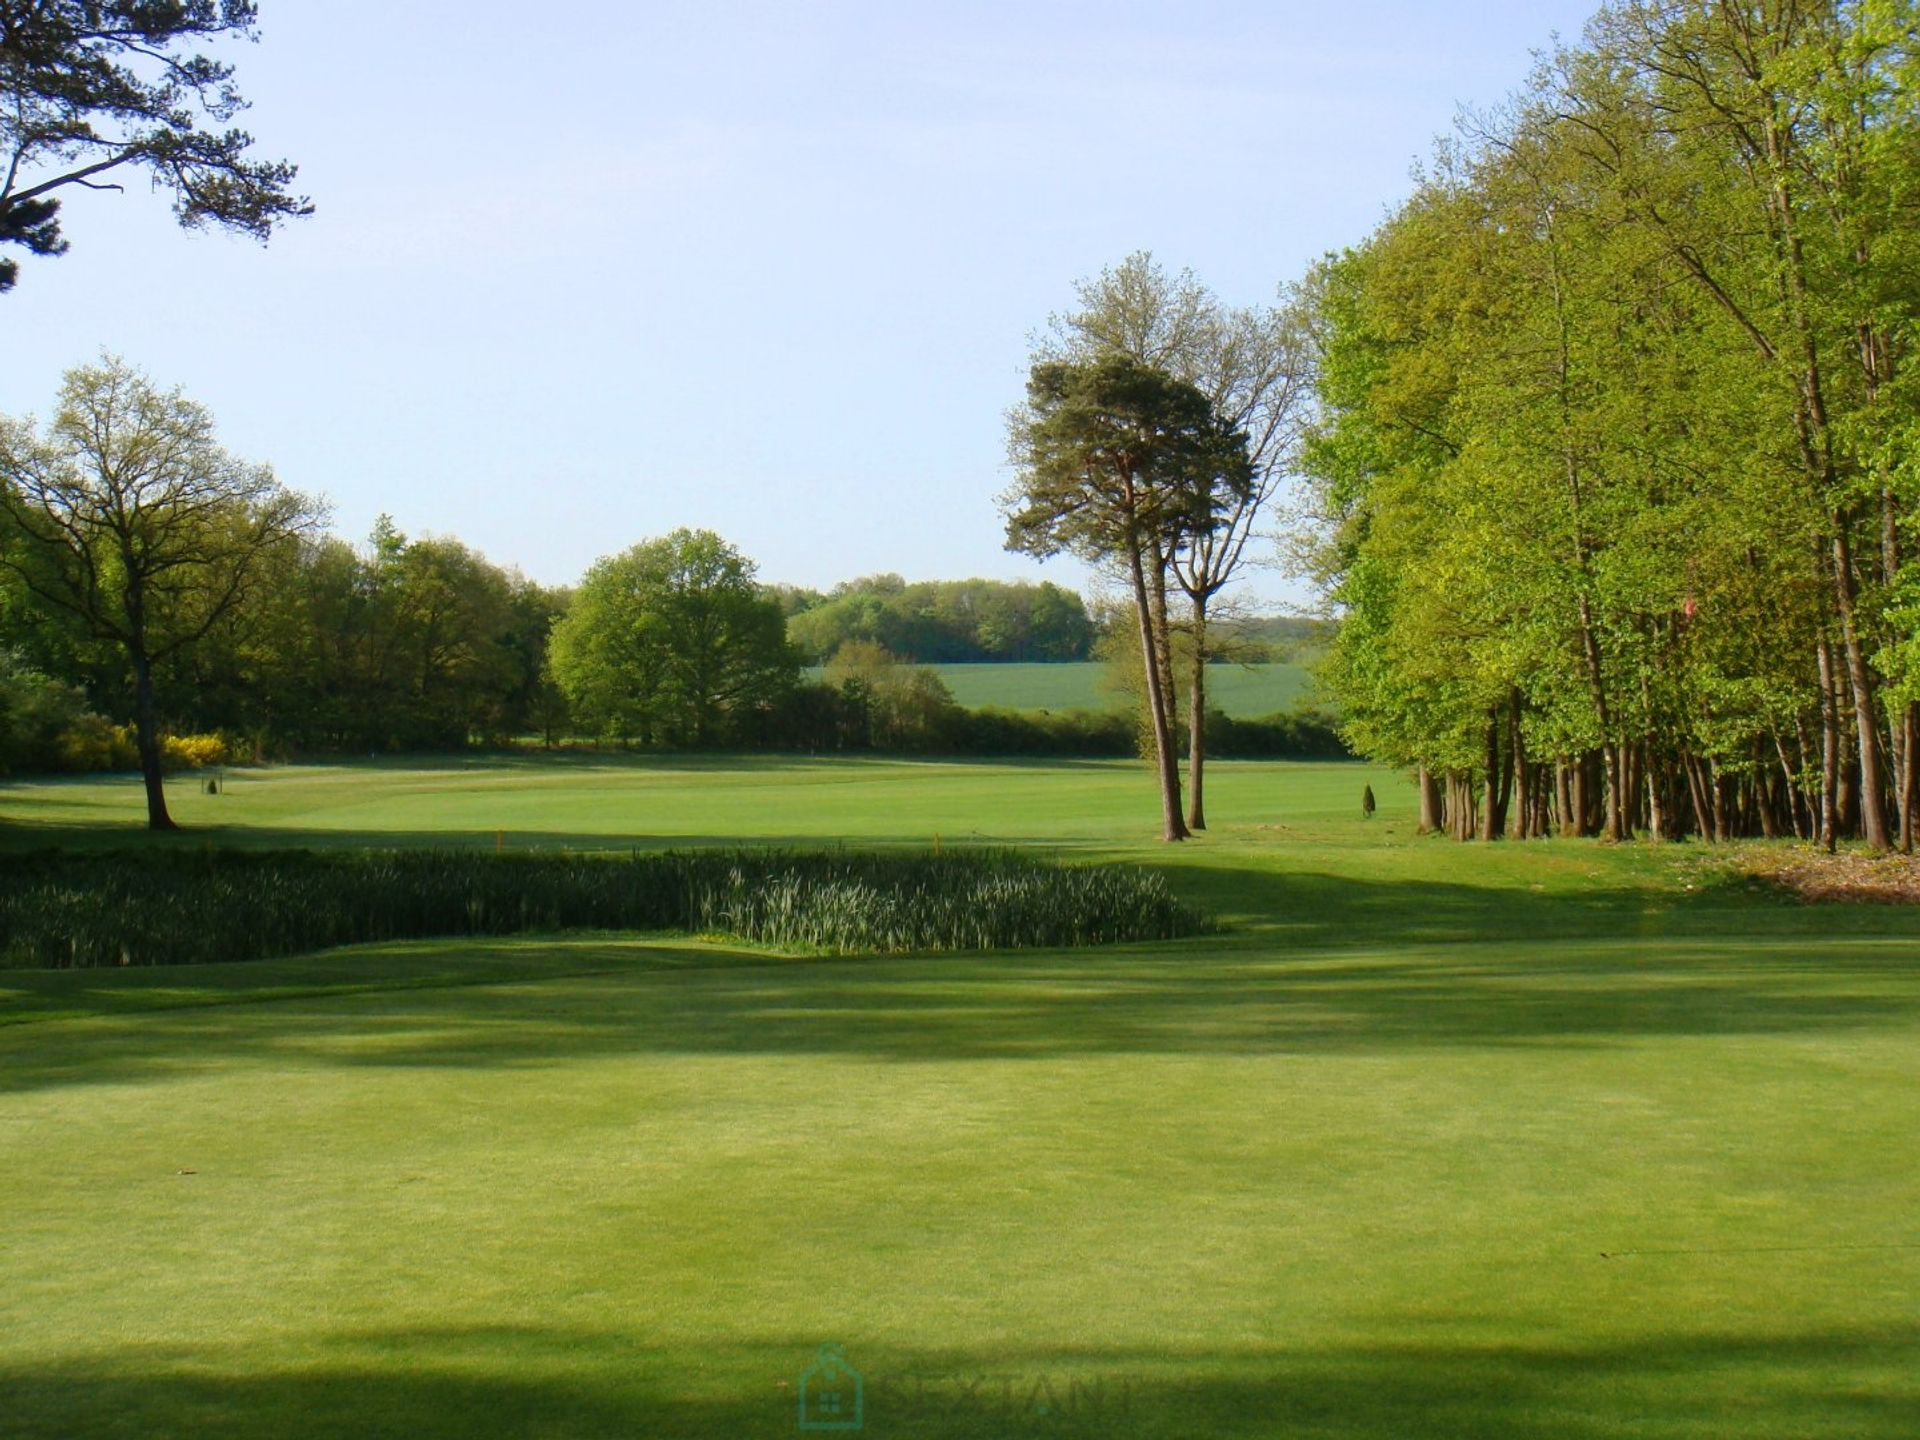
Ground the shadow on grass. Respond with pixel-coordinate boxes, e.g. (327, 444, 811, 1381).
(1169, 862, 1856, 950)
(6, 922, 1918, 1093)
(3, 1324, 1915, 1439)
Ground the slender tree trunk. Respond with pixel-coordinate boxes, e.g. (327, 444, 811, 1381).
(1186, 594, 1208, 832)
(1553, 235, 1623, 845)
(1778, 728, 1807, 841)
(1479, 710, 1502, 842)
(1838, 724, 1858, 842)
(1417, 766, 1442, 834)
(1817, 636, 1840, 852)
(1128, 541, 1188, 842)
(1902, 704, 1918, 856)
(1557, 761, 1578, 839)
(1755, 739, 1781, 840)
(1506, 690, 1528, 840)
(1831, 527, 1892, 850)
(1764, 109, 1889, 850)
(1644, 744, 1667, 844)
(1148, 542, 1180, 753)
(1571, 589, 1626, 842)
(131, 650, 178, 832)
(1683, 754, 1715, 844)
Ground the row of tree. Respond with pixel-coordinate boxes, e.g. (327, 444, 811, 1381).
(0, 358, 1330, 828)
(0, 364, 573, 813)
(1303, 0, 1920, 852)
(780, 574, 1096, 664)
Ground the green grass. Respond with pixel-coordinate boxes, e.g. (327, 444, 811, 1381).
(801, 660, 1318, 715)
(0, 752, 1354, 850)
(1, 757, 1917, 1438)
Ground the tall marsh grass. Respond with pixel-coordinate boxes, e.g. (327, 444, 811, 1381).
(0, 848, 1207, 969)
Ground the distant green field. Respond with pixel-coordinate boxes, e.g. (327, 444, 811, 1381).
(805, 661, 1319, 714)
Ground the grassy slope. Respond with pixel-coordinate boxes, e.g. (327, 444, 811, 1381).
(798, 661, 1318, 715)
(2, 759, 1917, 1439)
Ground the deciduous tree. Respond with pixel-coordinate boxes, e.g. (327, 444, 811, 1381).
(0, 356, 321, 827)
(549, 529, 796, 747)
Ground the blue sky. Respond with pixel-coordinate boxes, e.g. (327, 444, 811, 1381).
(1, 0, 1598, 605)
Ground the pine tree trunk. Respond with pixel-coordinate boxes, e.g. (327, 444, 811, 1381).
(1148, 543, 1180, 752)
(1128, 541, 1188, 842)
(1186, 595, 1208, 832)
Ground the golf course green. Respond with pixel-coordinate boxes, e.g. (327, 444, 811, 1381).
(1, 756, 1915, 1438)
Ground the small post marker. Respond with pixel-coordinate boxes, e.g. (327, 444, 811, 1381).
(495, 830, 504, 853)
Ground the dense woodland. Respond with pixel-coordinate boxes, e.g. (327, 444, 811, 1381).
(1306, 0, 1920, 852)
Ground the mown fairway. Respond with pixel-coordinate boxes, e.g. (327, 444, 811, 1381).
(2, 758, 1916, 1439)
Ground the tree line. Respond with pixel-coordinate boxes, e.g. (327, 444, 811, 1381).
(1302, 0, 1920, 853)
(0, 364, 568, 802)
(779, 574, 1097, 664)
(0, 359, 1334, 827)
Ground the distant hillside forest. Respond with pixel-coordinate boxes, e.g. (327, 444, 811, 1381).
(773, 573, 1331, 667)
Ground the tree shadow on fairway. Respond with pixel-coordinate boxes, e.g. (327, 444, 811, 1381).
(6, 925, 1920, 1092)
(2, 1322, 1915, 1439)
(1165, 860, 1862, 951)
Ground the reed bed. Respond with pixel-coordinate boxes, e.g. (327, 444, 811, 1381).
(0, 847, 1206, 969)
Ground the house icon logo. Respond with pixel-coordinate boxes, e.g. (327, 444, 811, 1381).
(797, 1343, 863, 1431)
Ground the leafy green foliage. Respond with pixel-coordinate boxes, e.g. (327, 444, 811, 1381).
(1303, 0, 1920, 846)
(549, 529, 796, 747)
(785, 575, 1095, 663)
(1003, 356, 1251, 567)
(0, 650, 96, 773)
